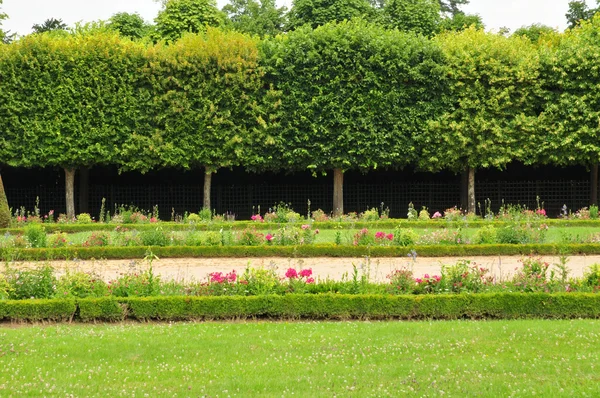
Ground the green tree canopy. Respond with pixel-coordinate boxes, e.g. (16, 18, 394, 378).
(512, 24, 556, 43)
(566, 0, 599, 29)
(381, 0, 440, 36)
(438, 12, 483, 32)
(417, 28, 542, 211)
(108, 12, 152, 40)
(286, 0, 374, 30)
(154, 0, 225, 42)
(222, 0, 287, 37)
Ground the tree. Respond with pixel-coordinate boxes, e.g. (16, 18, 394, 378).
(417, 28, 542, 213)
(0, 172, 9, 228)
(0, 32, 148, 217)
(286, 0, 374, 30)
(261, 20, 448, 215)
(154, 0, 225, 42)
(0, 0, 12, 43)
(512, 24, 556, 43)
(126, 29, 264, 210)
(223, 0, 287, 37)
(536, 16, 600, 205)
(108, 12, 151, 40)
(439, 0, 469, 16)
(32, 18, 68, 34)
(566, 1, 598, 29)
(438, 12, 483, 32)
(382, 0, 440, 36)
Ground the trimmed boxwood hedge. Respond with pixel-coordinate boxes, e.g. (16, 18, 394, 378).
(2, 218, 600, 234)
(1, 243, 600, 261)
(1, 293, 600, 322)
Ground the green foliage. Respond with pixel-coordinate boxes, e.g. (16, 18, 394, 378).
(0, 174, 10, 228)
(140, 228, 169, 246)
(222, 0, 287, 37)
(25, 223, 47, 248)
(438, 12, 483, 32)
(261, 20, 448, 174)
(393, 228, 419, 246)
(438, 0, 469, 16)
(286, 0, 374, 30)
(382, 0, 440, 36)
(4, 293, 600, 322)
(512, 24, 556, 43)
(154, 0, 225, 42)
(5, 265, 56, 299)
(31, 18, 68, 34)
(76, 213, 93, 224)
(419, 28, 542, 174)
(472, 225, 497, 244)
(0, 31, 149, 172)
(56, 271, 109, 298)
(108, 12, 151, 40)
(535, 16, 600, 169)
(566, 0, 598, 29)
(108, 267, 161, 297)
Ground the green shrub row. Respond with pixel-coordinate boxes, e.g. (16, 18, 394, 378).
(3, 218, 600, 234)
(2, 243, 600, 261)
(1, 293, 600, 322)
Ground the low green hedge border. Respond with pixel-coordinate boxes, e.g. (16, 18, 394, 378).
(3, 218, 600, 234)
(2, 243, 600, 261)
(1, 293, 599, 322)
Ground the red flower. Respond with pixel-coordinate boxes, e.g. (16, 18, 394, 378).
(299, 268, 312, 278)
(285, 268, 298, 279)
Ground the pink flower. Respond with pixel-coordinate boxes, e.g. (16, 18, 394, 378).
(265, 233, 274, 242)
(251, 214, 263, 222)
(306, 277, 315, 284)
(285, 268, 298, 279)
(536, 209, 546, 216)
(375, 231, 386, 239)
(210, 272, 225, 283)
(432, 212, 442, 219)
(150, 217, 158, 223)
(299, 268, 312, 278)
(314, 229, 320, 234)
(301, 224, 310, 230)
(226, 271, 237, 282)
(386, 233, 394, 241)
(49, 210, 54, 216)
(415, 278, 423, 284)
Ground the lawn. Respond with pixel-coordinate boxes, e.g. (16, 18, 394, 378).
(1, 320, 599, 397)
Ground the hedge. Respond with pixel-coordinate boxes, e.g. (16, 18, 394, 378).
(2, 243, 600, 261)
(1, 294, 600, 322)
(2, 218, 600, 234)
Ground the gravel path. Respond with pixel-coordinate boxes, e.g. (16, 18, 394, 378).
(7, 255, 600, 282)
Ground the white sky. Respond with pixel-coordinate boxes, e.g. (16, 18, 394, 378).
(1, 0, 595, 36)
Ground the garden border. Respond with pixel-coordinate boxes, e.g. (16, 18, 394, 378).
(1, 293, 599, 322)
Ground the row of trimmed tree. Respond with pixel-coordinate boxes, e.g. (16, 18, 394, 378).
(1, 17, 600, 223)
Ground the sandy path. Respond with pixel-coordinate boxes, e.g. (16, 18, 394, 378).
(7, 255, 600, 282)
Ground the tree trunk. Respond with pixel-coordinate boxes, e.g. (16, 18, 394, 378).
(203, 168, 212, 210)
(64, 168, 76, 219)
(591, 163, 598, 206)
(0, 172, 10, 228)
(467, 166, 476, 214)
(333, 168, 344, 216)
(460, 169, 468, 210)
(79, 167, 89, 214)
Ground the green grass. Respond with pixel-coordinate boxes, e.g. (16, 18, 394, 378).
(1, 320, 599, 396)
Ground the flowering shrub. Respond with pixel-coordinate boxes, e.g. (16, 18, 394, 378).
(353, 228, 374, 246)
(360, 208, 380, 222)
(56, 271, 108, 298)
(130, 212, 148, 224)
(236, 228, 265, 246)
(25, 223, 47, 248)
(285, 267, 315, 293)
(418, 207, 430, 221)
(49, 232, 68, 248)
(407, 202, 418, 220)
(76, 213, 93, 224)
(83, 232, 110, 247)
(432, 211, 442, 219)
(4, 265, 56, 299)
(417, 229, 464, 245)
(108, 267, 160, 297)
(311, 209, 329, 222)
(374, 231, 393, 245)
(386, 268, 415, 294)
(414, 274, 442, 294)
(441, 260, 494, 293)
(444, 207, 463, 221)
(251, 214, 264, 222)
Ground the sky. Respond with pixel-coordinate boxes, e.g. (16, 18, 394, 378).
(1, 0, 595, 36)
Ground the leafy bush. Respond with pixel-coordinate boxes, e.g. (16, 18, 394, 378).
(473, 225, 497, 244)
(199, 208, 212, 222)
(353, 228, 374, 246)
(393, 228, 419, 246)
(360, 208, 379, 222)
(311, 209, 329, 222)
(583, 264, 600, 290)
(441, 260, 493, 293)
(5, 265, 56, 299)
(203, 231, 222, 246)
(25, 223, 46, 248)
(108, 267, 160, 297)
(56, 271, 108, 298)
(235, 228, 264, 246)
(140, 228, 169, 246)
(83, 232, 111, 247)
(76, 213, 93, 224)
(49, 232, 68, 248)
(239, 267, 280, 295)
(386, 268, 415, 294)
(187, 213, 201, 223)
